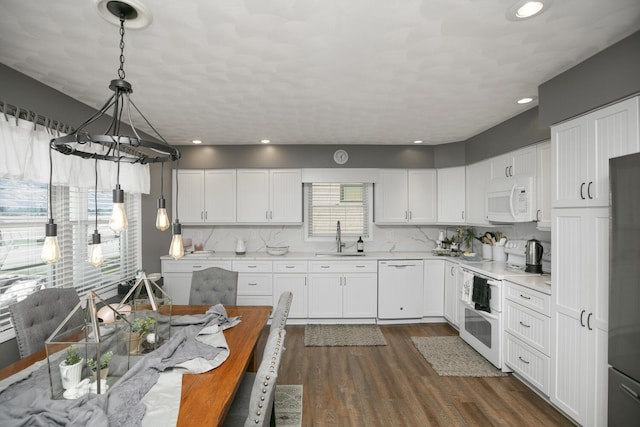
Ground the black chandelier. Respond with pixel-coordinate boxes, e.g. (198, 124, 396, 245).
(45, 0, 183, 264)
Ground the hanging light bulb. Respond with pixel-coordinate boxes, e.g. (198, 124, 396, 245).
(41, 146, 60, 264)
(169, 220, 184, 260)
(109, 183, 128, 233)
(156, 197, 170, 231)
(156, 162, 170, 231)
(89, 230, 104, 267)
(41, 219, 60, 264)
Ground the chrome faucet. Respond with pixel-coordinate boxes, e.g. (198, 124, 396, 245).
(336, 221, 345, 253)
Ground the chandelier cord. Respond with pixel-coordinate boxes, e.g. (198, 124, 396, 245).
(48, 144, 53, 221)
(160, 162, 164, 197)
(94, 159, 99, 231)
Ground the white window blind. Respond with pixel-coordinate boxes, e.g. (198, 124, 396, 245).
(0, 178, 141, 342)
(306, 183, 371, 238)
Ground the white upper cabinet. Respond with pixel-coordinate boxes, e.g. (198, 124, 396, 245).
(465, 159, 491, 225)
(236, 169, 302, 223)
(375, 169, 437, 224)
(490, 145, 537, 181)
(437, 166, 466, 224)
(173, 169, 236, 223)
(536, 140, 552, 229)
(552, 96, 640, 208)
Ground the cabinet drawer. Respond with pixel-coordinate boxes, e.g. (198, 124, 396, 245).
(505, 300, 550, 355)
(237, 274, 273, 295)
(237, 295, 273, 307)
(504, 281, 550, 316)
(504, 333, 550, 396)
(308, 260, 377, 273)
(161, 260, 232, 273)
(232, 260, 273, 273)
(273, 260, 308, 273)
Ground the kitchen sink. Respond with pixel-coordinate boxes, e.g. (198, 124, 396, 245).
(315, 252, 366, 257)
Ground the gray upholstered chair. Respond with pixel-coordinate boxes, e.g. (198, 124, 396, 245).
(8, 287, 85, 358)
(223, 328, 287, 427)
(189, 267, 238, 305)
(270, 291, 293, 334)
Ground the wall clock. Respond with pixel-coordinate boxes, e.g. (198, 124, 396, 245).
(333, 149, 349, 165)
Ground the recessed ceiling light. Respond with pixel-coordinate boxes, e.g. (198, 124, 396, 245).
(517, 97, 534, 104)
(413, 140, 423, 144)
(192, 139, 202, 144)
(506, 0, 551, 21)
(260, 139, 270, 144)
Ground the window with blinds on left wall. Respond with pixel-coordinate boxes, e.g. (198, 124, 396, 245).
(0, 178, 141, 343)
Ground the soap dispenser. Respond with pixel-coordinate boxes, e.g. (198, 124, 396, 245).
(357, 236, 364, 253)
(235, 238, 246, 255)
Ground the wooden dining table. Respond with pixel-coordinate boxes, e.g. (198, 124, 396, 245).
(0, 304, 271, 427)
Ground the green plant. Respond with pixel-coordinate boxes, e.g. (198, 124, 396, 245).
(87, 351, 113, 371)
(64, 346, 82, 365)
(132, 317, 155, 334)
(462, 227, 476, 250)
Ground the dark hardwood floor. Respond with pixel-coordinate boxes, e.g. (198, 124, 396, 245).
(260, 323, 574, 427)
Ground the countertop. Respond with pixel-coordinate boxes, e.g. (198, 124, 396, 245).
(161, 251, 552, 294)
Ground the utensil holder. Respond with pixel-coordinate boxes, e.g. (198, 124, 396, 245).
(482, 244, 493, 260)
(492, 246, 506, 261)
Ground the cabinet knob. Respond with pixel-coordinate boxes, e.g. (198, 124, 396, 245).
(580, 309, 586, 327)
(587, 312, 593, 330)
(587, 181, 593, 199)
(580, 182, 586, 200)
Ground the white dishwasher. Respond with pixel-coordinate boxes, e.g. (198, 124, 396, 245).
(378, 260, 424, 319)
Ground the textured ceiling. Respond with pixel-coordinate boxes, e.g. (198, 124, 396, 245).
(0, 0, 639, 145)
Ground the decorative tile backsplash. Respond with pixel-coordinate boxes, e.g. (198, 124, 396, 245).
(182, 222, 550, 254)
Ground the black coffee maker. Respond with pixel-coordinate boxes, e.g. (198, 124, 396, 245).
(525, 239, 543, 273)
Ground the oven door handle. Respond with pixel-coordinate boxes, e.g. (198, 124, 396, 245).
(462, 302, 500, 321)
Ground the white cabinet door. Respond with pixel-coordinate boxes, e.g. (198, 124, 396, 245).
(308, 274, 342, 318)
(536, 141, 552, 229)
(343, 273, 378, 318)
(408, 169, 437, 223)
(237, 169, 301, 223)
(269, 169, 302, 223)
(490, 146, 536, 181)
(437, 167, 466, 223)
(204, 170, 236, 222)
(375, 169, 409, 223)
(273, 274, 308, 319)
(174, 170, 205, 223)
(590, 96, 640, 207)
(423, 260, 444, 317)
(236, 169, 270, 222)
(161, 272, 192, 305)
(511, 145, 537, 178)
(465, 159, 491, 225)
(551, 207, 609, 426)
(443, 261, 458, 326)
(553, 96, 639, 209)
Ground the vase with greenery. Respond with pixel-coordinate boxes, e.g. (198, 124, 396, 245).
(87, 350, 113, 380)
(129, 317, 155, 354)
(59, 346, 84, 390)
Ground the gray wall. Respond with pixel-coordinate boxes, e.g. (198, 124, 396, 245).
(174, 144, 435, 169)
(539, 30, 640, 127)
(465, 106, 550, 165)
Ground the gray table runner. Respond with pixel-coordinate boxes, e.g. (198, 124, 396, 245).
(0, 304, 236, 427)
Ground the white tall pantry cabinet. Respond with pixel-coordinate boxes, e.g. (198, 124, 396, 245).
(550, 96, 639, 426)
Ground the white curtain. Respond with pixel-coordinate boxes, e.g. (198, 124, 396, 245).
(0, 114, 150, 193)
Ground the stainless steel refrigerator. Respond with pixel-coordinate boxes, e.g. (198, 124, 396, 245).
(609, 152, 640, 426)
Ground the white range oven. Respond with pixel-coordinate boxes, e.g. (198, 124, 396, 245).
(458, 266, 505, 370)
(458, 257, 548, 372)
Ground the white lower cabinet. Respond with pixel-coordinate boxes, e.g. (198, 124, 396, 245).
(272, 261, 308, 319)
(423, 260, 445, 317)
(161, 260, 233, 304)
(504, 281, 551, 396)
(307, 261, 377, 319)
(443, 261, 459, 326)
(232, 260, 273, 306)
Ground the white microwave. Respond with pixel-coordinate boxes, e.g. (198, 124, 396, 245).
(486, 176, 536, 223)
